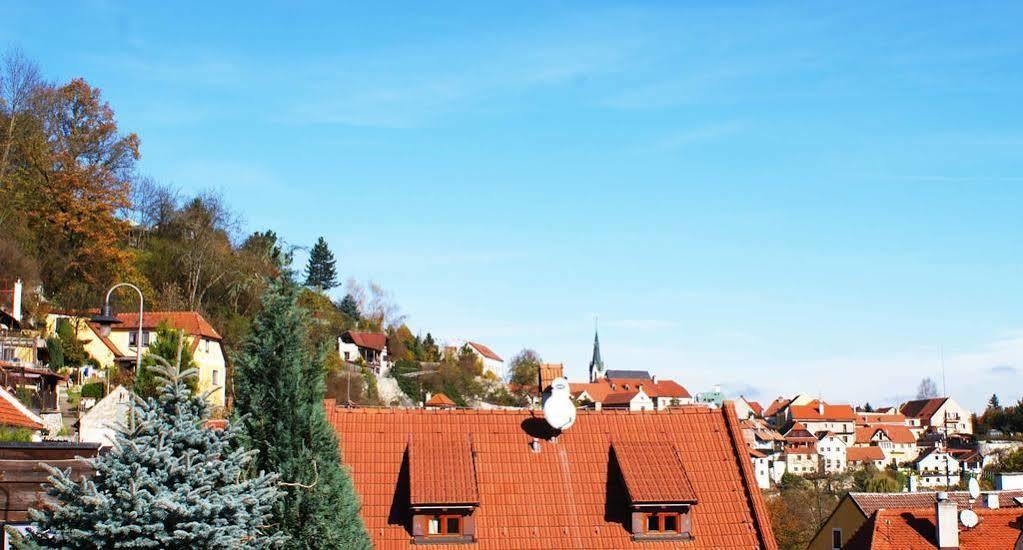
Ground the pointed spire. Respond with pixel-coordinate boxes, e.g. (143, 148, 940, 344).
(589, 317, 605, 383)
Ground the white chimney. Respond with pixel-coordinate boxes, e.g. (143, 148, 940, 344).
(986, 493, 1000, 509)
(12, 279, 22, 321)
(935, 493, 959, 549)
(818, 400, 825, 415)
(651, 374, 658, 384)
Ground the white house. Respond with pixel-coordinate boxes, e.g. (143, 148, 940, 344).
(601, 387, 655, 411)
(816, 432, 848, 474)
(465, 341, 504, 379)
(899, 397, 973, 435)
(912, 447, 961, 488)
(77, 385, 132, 447)
(749, 449, 772, 489)
(855, 425, 920, 466)
(338, 331, 390, 373)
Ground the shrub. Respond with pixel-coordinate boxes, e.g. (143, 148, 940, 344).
(80, 382, 105, 400)
(0, 426, 34, 442)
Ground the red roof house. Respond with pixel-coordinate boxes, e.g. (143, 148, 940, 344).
(866, 507, 1023, 549)
(0, 386, 44, 430)
(325, 401, 777, 549)
(424, 393, 457, 408)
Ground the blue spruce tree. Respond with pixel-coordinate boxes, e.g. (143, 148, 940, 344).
(18, 362, 283, 549)
(234, 278, 370, 549)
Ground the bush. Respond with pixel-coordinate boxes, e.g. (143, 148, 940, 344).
(80, 382, 106, 400)
(0, 426, 34, 442)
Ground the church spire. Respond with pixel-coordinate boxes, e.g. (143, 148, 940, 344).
(589, 318, 605, 382)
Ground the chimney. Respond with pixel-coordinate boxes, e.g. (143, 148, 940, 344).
(818, 400, 824, 415)
(935, 492, 959, 549)
(986, 493, 1000, 509)
(12, 279, 22, 321)
(651, 374, 658, 384)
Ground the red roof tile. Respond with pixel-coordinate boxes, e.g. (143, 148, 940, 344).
(899, 398, 949, 420)
(849, 491, 1023, 517)
(0, 386, 44, 430)
(747, 400, 764, 416)
(467, 341, 502, 362)
(789, 401, 857, 422)
(612, 440, 697, 504)
(602, 390, 642, 406)
(539, 364, 564, 391)
(856, 412, 908, 425)
(325, 403, 777, 549)
(343, 331, 387, 351)
(846, 446, 886, 462)
(409, 433, 479, 506)
(113, 311, 221, 340)
(868, 507, 1023, 549)
(648, 379, 692, 399)
(856, 425, 917, 445)
(764, 397, 791, 418)
(425, 393, 456, 408)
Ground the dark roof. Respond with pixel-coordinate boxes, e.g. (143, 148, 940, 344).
(899, 397, 949, 420)
(342, 331, 387, 351)
(467, 341, 502, 361)
(604, 370, 651, 380)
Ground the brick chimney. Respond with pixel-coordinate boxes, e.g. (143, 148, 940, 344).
(935, 492, 959, 549)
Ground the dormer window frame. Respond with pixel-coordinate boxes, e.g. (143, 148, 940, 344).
(630, 503, 694, 542)
(411, 506, 476, 544)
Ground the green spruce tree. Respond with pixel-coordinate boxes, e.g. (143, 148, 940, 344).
(337, 293, 360, 320)
(19, 362, 282, 549)
(233, 279, 370, 549)
(303, 237, 338, 290)
(135, 321, 198, 399)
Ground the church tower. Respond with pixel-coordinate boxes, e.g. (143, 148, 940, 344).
(589, 324, 605, 382)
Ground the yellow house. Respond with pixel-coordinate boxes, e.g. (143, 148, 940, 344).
(1, 309, 40, 366)
(45, 311, 227, 408)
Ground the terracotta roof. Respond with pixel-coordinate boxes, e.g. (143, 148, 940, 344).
(325, 404, 777, 549)
(748, 448, 766, 459)
(867, 507, 1023, 549)
(602, 390, 642, 406)
(343, 331, 387, 351)
(899, 398, 949, 420)
(570, 382, 612, 403)
(612, 440, 697, 504)
(789, 401, 857, 422)
(425, 393, 456, 408)
(539, 363, 564, 391)
(764, 397, 791, 418)
(467, 341, 502, 362)
(570, 378, 690, 402)
(784, 446, 817, 455)
(409, 433, 479, 506)
(846, 446, 886, 462)
(849, 491, 1023, 517)
(0, 386, 44, 430)
(857, 412, 908, 425)
(85, 324, 125, 356)
(856, 425, 918, 445)
(747, 400, 764, 416)
(113, 311, 221, 340)
(648, 379, 692, 399)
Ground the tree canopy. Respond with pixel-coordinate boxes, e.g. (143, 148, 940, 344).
(304, 237, 338, 290)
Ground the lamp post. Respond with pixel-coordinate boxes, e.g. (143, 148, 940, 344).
(91, 283, 144, 393)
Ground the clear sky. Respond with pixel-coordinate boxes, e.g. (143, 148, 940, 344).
(5, 2, 1022, 411)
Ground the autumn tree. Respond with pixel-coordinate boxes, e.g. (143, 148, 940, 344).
(507, 349, 542, 392)
(0, 48, 41, 183)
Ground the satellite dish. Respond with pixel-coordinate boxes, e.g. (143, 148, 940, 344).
(959, 509, 978, 529)
(542, 377, 576, 431)
(968, 478, 981, 500)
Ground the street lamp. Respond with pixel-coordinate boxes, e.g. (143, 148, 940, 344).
(91, 283, 145, 379)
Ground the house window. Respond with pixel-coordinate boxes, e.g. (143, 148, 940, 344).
(212, 370, 220, 386)
(203, 338, 210, 353)
(644, 512, 681, 534)
(426, 514, 462, 537)
(832, 528, 842, 549)
(129, 331, 151, 347)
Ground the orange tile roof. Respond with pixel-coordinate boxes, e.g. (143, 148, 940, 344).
(868, 507, 1023, 549)
(602, 390, 642, 406)
(788, 401, 857, 422)
(846, 446, 886, 462)
(325, 403, 777, 549)
(848, 491, 1023, 517)
(612, 440, 697, 504)
(648, 379, 692, 399)
(856, 425, 917, 445)
(569, 382, 611, 403)
(425, 393, 456, 408)
(764, 397, 790, 418)
(747, 400, 764, 416)
(467, 341, 502, 361)
(113, 311, 221, 340)
(343, 331, 387, 351)
(856, 412, 908, 425)
(0, 386, 44, 430)
(409, 433, 479, 506)
(539, 363, 564, 391)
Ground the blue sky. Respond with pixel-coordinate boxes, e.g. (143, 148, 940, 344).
(5, 2, 1023, 411)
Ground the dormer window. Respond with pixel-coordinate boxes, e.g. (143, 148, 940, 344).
(612, 440, 697, 542)
(408, 434, 478, 544)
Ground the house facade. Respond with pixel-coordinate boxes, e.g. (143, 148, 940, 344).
(817, 433, 848, 474)
(899, 397, 972, 436)
(912, 447, 961, 488)
(338, 330, 390, 372)
(787, 401, 857, 445)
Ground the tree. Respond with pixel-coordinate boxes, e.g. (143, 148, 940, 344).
(989, 394, 1001, 410)
(916, 377, 939, 399)
(507, 349, 542, 390)
(233, 279, 370, 549)
(136, 321, 197, 399)
(304, 237, 338, 291)
(44, 336, 63, 372)
(861, 402, 874, 412)
(18, 362, 282, 548)
(0, 48, 41, 183)
(337, 293, 360, 320)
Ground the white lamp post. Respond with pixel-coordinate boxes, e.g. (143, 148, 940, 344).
(91, 283, 145, 391)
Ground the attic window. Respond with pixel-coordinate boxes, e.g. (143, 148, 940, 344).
(645, 512, 681, 533)
(612, 440, 697, 542)
(408, 434, 479, 544)
(427, 514, 462, 536)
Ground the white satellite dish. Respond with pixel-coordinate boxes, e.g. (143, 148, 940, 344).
(968, 478, 981, 500)
(542, 377, 576, 431)
(959, 509, 978, 529)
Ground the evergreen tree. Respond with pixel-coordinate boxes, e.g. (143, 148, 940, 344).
(303, 237, 338, 290)
(135, 321, 197, 399)
(989, 394, 1001, 410)
(19, 363, 282, 549)
(233, 279, 370, 549)
(337, 293, 360, 320)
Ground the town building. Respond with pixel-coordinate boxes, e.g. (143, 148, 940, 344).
(324, 401, 777, 549)
(569, 373, 692, 411)
(734, 397, 764, 419)
(76, 385, 133, 447)
(816, 432, 848, 474)
(899, 397, 973, 436)
(854, 424, 920, 466)
(46, 311, 227, 407)
(911, 447, 962, 488)
(845, 446, 886, 469)
(338, 330, 390, 372)
(784, 400, 857, 445)
(443, 341, 504, 379)
(808, 490, 1023, 550)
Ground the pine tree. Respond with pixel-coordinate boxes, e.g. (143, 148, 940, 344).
(303, 237, 338, 290)
(233, 279, 370, 549)
(135, 321, 197, 399)
(337, 293, 360, 320)
(19, 363, 282, 549)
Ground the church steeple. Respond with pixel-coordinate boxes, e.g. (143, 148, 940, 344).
(589, 320, 605, 382)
